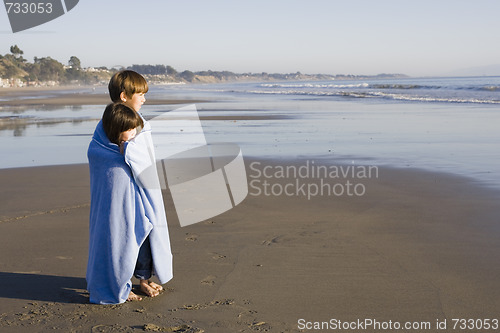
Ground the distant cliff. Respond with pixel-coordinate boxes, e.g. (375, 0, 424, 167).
(142, 71, 340, 85)
(140, 69, 408, 85)
(1, 45, 408, 88)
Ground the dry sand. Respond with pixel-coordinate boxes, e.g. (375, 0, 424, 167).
(0, 158, 499, 332)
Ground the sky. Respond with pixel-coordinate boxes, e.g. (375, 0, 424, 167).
(1, 0, 500, 77)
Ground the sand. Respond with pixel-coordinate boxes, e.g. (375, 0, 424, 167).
(0, 86, 204, 106)
(0, 158, 499, 332)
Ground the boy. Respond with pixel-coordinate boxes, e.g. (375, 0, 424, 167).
(108, 69, 148, 112)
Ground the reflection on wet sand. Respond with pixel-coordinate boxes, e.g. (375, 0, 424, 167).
(0, 116, 97, 137)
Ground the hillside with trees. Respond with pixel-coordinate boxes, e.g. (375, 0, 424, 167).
(0, 45, 407, 88)
(0, 45, 113, 87)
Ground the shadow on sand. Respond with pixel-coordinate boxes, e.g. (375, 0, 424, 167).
(0, 272, 88, 304)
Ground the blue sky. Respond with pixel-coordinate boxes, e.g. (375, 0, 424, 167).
(1, 0, 500, 76)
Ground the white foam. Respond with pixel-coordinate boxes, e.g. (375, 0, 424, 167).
(260, 83, 369, 89)
(246, 89, 500, 104)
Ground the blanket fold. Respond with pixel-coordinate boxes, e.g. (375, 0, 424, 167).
(87, 120, 173, 305)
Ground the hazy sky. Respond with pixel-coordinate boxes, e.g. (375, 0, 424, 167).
(1, 0, 499, 76)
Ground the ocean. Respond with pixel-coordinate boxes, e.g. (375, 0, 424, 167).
(1, 76, 499, 188)
(149, 75, 500, 104)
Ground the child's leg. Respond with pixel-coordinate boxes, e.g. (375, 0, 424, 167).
(134, 237, 153, 280)
(134, 237, 163, 297)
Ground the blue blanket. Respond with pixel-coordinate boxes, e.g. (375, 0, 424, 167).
(86, 119, 173, 304)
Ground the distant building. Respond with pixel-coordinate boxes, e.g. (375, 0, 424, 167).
(0, 77, 25, 88)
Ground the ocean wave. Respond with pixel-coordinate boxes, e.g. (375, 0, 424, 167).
(477, 85, 500, 91)
(246, 89, 500, 104)
(260, 83, 369, 89)
(260, 83, 445, 90)
(364, 91, 500, 104)
(260, 82, 500, 92)
(451, 85, 500, 92)
(370, 84, 442, 90)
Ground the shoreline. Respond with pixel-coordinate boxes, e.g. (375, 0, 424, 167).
(1, 81, 498, 190)
(0, 85, 207, 106)
(0, 94, 206, 107)
(0, 158, 499, 331)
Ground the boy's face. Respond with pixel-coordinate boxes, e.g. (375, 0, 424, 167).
(119, 128, 137, 143)
(122, 92, 146, 112)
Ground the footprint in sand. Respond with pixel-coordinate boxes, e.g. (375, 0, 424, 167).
(185, 234, 198, 241)
(143, 324, 203, 332)
(261, 235, 285, 246)
(211, 253, 227, 260)
(262, 230, 320, 246)
(200, 275, 216, 285)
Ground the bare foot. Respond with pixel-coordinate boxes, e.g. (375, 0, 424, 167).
(127, 291, 142, 302)
(140, 279, 161, 297)
(148, 280, 164, 292)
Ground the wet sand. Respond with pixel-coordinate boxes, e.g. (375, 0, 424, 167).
(0, 158, 499, 332)
(0, 86, 204, 106)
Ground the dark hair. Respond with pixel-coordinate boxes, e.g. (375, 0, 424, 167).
(108, 70, 149, 102)
(102, 103, 144, 145)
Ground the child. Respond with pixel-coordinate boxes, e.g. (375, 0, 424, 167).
(101, 103, 143, 154)
(87, 70, 173, 304)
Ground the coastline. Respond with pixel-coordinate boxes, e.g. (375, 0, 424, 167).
(0, 159, 499, 332)
(0, 85, 206, 106)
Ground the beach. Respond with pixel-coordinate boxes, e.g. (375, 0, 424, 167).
(0, 159, 499, 332)
(1, 82, 500, 332)
(0, 86, 203, 107)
